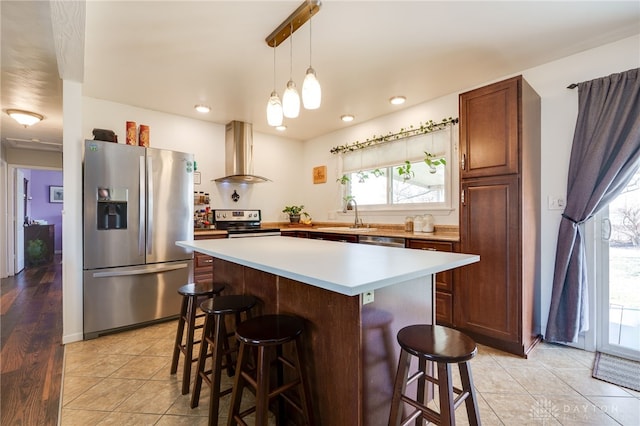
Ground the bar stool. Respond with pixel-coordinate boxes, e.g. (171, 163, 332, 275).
(190, 294, 257, 426)
(228, 314, 314, 426)
(170, 282, 225, 395)
(388, 324, 481, 426)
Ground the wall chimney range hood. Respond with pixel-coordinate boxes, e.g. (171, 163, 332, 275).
(215, 121, 270, 183)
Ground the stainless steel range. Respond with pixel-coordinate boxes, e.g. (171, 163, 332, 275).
(213, 209, 281, 238)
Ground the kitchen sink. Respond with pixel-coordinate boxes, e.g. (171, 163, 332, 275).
(316, 226, 378, 232)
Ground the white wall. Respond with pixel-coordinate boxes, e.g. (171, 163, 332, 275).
(83, 98, 304, 221)
(301, 94, 460, 225)
(58, 98, 304, 342)
(523, 35, 640, 341)
(0, 144, 7, 278)
(62, 35, 638, 343)
(302, 34, 640, 339)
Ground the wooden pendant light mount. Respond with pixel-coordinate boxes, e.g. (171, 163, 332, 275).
(265, 0, 321, 48)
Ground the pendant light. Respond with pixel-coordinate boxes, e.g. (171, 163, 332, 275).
(266, 41, 283, 126)
(302, 8, 321, 110)
(282, 23, 300, 118)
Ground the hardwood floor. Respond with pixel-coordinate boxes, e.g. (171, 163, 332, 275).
(1, 256, 63, 426)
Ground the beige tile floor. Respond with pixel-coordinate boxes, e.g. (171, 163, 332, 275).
(60, 319, 640, 425)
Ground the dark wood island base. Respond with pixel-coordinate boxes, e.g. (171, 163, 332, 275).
(213, 257, 434, 426)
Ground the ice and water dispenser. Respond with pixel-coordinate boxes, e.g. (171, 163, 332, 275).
(97, 187, 128, 230)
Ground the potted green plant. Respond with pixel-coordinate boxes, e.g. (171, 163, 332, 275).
(336, 175, 350, 185)
(424, 151, 446, 174)
(397, 160, 414, 181)
(282, 205, 305, 223)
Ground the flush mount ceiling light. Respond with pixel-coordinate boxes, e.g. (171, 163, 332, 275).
(194, 105, 210, 113)
(341, 114, 355, 122)
(265, 0, 321, 125)
(389, 96, 406, 105)
(6, 109, 44, 127)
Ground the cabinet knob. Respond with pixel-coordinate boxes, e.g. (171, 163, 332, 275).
(204, 259, 213, 263)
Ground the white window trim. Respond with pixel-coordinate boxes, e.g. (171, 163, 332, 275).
(338, 126, 456, 213)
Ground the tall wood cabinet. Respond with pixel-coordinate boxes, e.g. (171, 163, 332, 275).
(457, 75, 541, 357)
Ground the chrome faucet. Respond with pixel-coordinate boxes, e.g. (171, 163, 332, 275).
(345, 198, 362, 228)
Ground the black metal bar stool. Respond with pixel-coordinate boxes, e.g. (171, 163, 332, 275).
(170, 282, 225, 395)
(228, 314, 314, 426)
(190, 294, 257, 426)
(388, 324, 481, 426)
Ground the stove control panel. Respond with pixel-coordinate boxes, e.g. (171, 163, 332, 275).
(213, 209, 261, 222)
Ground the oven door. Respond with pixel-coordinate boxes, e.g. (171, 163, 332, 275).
(226, 228, 281, 238)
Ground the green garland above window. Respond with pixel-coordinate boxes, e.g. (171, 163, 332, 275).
(330, 117, 458, 155)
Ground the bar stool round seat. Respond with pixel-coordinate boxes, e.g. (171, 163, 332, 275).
(228, 314, 314, 426)
(191, 294, 257, 426)
(389, 324, 481, 426)
(170, 282, 225, 395)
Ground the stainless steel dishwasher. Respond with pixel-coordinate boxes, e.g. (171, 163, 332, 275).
(358, 235, 406, 247)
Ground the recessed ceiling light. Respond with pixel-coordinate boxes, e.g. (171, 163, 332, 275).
(194, 104, 210, 113)
(389, 96, 406, 105)
(276, 125, 287, 131)
(341, 114, 355, 122)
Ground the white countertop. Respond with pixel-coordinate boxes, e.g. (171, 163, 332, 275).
(177, 236, 478, 296)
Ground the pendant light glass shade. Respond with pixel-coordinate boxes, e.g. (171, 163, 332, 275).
(267, 91, 283, 126)
(266, 40, 283, 127)
(302, 67, 321, 110)
(282, 79, 300, 118)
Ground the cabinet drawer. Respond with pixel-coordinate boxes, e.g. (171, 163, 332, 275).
(281, 230, 309, 238)
(309, 232, 358, 243)
(406, 240, 454, 292)
(435, 291, 453, 326)
(195, 253, 214, 269)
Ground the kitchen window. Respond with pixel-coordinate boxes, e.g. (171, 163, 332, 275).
(340, 125, 454, 211)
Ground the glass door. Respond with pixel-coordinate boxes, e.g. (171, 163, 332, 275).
(596, 169, 640, 361)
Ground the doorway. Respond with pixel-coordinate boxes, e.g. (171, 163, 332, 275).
(596, 168, 640, 361)
(7, 167, 63, 276)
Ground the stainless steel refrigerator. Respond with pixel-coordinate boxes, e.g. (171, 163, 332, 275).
(83, 139, 194, 339)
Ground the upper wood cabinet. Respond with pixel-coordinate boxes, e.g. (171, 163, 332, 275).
(459, 76, 520, 178)
(457, 75, 541, 357)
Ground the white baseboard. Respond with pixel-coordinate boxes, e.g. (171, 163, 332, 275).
(62, 332, 84, 344)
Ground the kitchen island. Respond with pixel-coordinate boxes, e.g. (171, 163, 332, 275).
(176, 236, 478, 426)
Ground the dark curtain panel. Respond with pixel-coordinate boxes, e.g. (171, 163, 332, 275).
(546, 68, 640, 343)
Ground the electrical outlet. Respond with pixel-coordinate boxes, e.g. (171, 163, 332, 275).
(362, 291, 374, 305)
(548, 196, 566, 210)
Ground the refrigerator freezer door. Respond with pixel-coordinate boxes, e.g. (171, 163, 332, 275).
(84, 140, 146, 269)
(82, 260, 192, 339)
(146, 147, 194, 264)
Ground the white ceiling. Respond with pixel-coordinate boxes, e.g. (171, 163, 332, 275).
(2, 1, 639, 152)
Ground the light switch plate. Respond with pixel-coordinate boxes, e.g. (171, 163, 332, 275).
(362, 291, 374, 305)
(548, 196, 566, 210)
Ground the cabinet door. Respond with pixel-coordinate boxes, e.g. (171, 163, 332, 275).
(405, 240, 454, 292)
(459, 76, 520, 178)
(457, 175, 520, 342)
(193, 234, 226, 284)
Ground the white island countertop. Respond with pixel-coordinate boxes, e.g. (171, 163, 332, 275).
(177, 236, 479, 297)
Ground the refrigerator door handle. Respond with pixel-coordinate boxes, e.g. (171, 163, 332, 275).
(139, 156, 146, 256)
(147, 155, 154, 255)
(91, 262, 190, 278)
